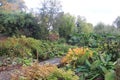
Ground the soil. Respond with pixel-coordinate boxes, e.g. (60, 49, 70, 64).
(0, 58, 62, 80)
(0, 64, 22, 80)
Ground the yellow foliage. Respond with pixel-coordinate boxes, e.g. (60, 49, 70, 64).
(11, 63, 56, 80)
(11, 63, 79, 80)
(61, 47, 93, 64)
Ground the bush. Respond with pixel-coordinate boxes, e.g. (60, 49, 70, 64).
(57, 38, 66, 44)
(98, 35, 120, 61)
(68, 33, 100, 47)
(62, 48, 115, 80)
(0, 36, 74, 60)
(61, 47, 94, 65)
(0, 36, 41, 58)
(48, 33, 59, 41)
(0, 11, 41, 39)
(11, 63, 79, 80)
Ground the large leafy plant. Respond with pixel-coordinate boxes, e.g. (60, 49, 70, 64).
(61, 47, 116, 80)
(72, 53, 115, 80)
(98, 35, 120, 61)
(68, 33, 101, 48)
(61, 47, 94, 67)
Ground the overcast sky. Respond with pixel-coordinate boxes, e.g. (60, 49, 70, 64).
(24, 0, 120, 25)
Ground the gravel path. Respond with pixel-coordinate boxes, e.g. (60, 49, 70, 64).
(40, 57, 61, 66)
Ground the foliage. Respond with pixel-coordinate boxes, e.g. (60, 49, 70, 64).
(61, 47, 93, 65)
(54, 13, 76, 39)
(77, 53, 115, 80)
(0, 36, 41, 58)
(68, 33, 100, 47)
(0, 56, 33, 66)
(57, 38, 66, 44)
(11, 63, 79, 80)
(36, 0, 62, 39)
(116, 58, 120, 80)
(94, 22, 119, 34)
(0, 36, 74, 60)
(38, 40, 75, 59)
(62, 49, 115, 80)
(98, 34, 120, 61)
(76, 16, 93, 33)
(38, 0, 62, 28)
(0, 11, 41, 38)
(47, 33, 59, 41)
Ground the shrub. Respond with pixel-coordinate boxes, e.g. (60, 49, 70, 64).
(57, 38, 66, 44)
(48, 33, 59, 41)
(11, 63, 79, 80)
(61, 47, 94, 65)
(68, 33, 100, 47)
(0, 11, 41, 39)
(0, 36, 74, 60)
(98, 35, 120, 61)
(62, 48, 116, 80)
(0, 36, 41, 58)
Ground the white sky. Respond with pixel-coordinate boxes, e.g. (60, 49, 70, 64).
(24, 0, 120, 25)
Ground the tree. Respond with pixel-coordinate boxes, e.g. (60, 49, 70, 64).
(0, 0, 26, 11)
(0, 11, 41, 38)
(54, 13, 76, 38)
(113, 16, 120, 28)
(76, 16, 93, 33)
(36, 0, 62, 39)
(38, 0, 62, 30)
(94, 22, 116, 34)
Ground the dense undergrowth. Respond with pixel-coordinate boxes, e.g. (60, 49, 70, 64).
(11, 63, 79, 80)
(0, 33, 120, 80)
(0, 36, 75, 60)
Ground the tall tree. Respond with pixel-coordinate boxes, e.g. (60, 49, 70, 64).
(36, 0, 62, 39)
(113, 16, 120, 28)
(54, 13, 76, 38)
(94, 22, 116, 34)
(38, 0, 62, 30)
(76, 16, 93, 33)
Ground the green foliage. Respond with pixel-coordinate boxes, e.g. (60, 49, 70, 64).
(47, 69, 79, 80)
(68, 33, 100, 47)
(98, 34, 120, 61)
(94, 22, 119, 34)
(62, 49, 115, 80)
(54, 13, 75, 39)
(0, 11, 41, 39)
(0, 36, 74, 60)
(76, 16, 93, 33)
(116, 58, 120, 80)
(0, 36, 41, 58)
(57, 38, 66, 44)
(38, 40, 75, 59)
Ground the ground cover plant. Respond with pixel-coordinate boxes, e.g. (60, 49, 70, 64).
(11, 63, 79, 80)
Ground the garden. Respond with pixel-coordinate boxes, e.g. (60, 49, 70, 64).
(0, 0, 120, 80)
(0, 33, 120, 80)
